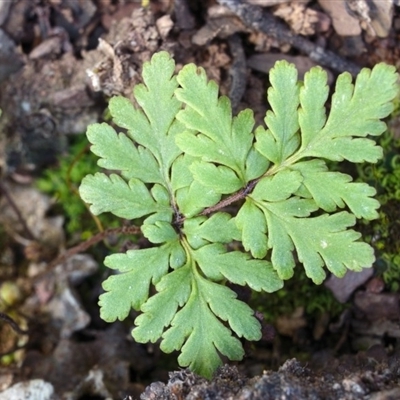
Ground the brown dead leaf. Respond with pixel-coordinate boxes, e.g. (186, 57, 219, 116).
(276, 307, 307, 337)
(156, 15, 174, 40)
(273, 3, 325, 36)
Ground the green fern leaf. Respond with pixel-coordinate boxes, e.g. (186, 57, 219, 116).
(255, 61, 300, 164)
(108, 52, 183, 185)
(79, 51, 398, 379)
(86, 123, 162, 183)
(194, 243, 283, 292)
(253, 195, 373, 283)
(298, 63, 397, 162)
(79, 173, 158, 218)
(291, 160, 380, 219)
(141, 219, 178, 244)
(183, 213, 241, 246)
(236, 200, 268, 258)
(171, 154, 221, 217)
(99, 245, 172, 320)
(160, 276, 258, 379)
(190, 161, 243, 194)
(175, 65, 255, 182)
(133, 265, 192, 343)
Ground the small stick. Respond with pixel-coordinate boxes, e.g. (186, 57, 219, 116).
(0, 311, 28, 335)
(217, 0, 361, 75)
(201, 178, 258, 216)
(175, 178, 259, 226)
(0, 181, 36, 241)
(228, 33, 247, 112)
(46, 225, 141, 270)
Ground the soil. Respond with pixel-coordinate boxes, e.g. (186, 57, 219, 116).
(0, 1, 399, 399)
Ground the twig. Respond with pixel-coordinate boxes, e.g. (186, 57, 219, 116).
(0, 181, 36, 241)
(0, 311, 29, 335)
(175, 178, 259, 226)
(46, 225, 141, 270)
(228, 33, 247, 112)
(217, 0, 361, 75)
(200, 178, 258, 216)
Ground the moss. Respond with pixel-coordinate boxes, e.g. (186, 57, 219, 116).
(36, 134, 118, 239)
(251, 267, 346, 325)
(356, 129, 400, 291)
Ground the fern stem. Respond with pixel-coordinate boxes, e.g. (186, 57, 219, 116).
(201, 179, 259, 216)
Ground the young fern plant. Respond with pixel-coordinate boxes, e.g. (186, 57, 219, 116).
(79, 51, 398, 378)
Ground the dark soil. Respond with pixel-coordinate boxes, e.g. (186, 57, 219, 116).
(0, 1, 399, 399)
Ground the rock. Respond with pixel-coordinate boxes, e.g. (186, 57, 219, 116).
(0, 379, 54, 400)
(324, 268, 374, 303)
(318, 0, 361, 36)
(0, 29, 24, 82)
(370, 0, 393, 38)
(0, 1, 11, 26)
(273, 2, 329, 36)
(156, 15, 174, 40)
(368, 388, 400, 400)
(245, 0, 307, 5)
(353, 291, 400, 321)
